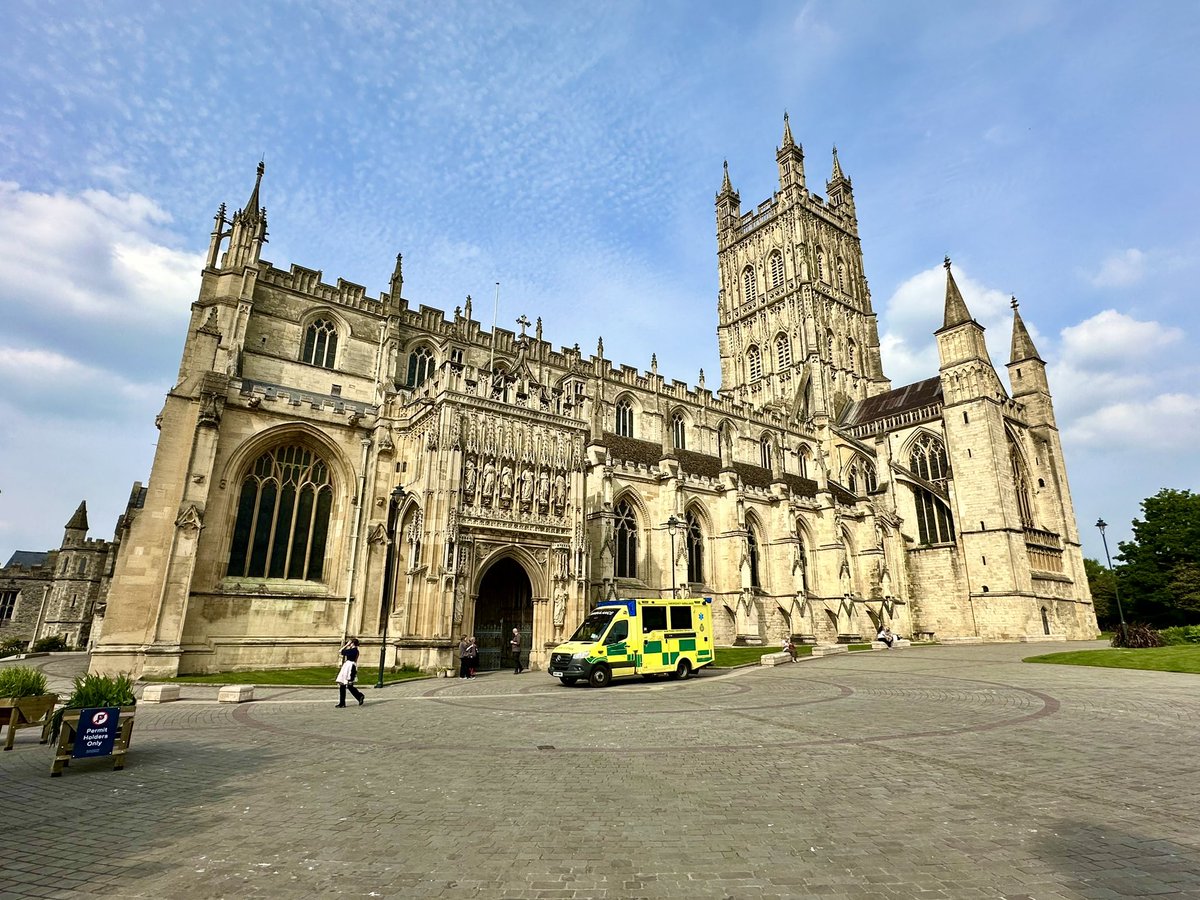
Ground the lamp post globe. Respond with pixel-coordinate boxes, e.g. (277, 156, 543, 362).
(376, 485, 406, 689)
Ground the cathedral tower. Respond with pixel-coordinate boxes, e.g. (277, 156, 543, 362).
(716, 117, 888, 420)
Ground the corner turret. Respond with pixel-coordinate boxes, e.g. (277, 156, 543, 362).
(777, 112, 806, 194)
(715, 160, 741, 241)
(935, 258, 1004, 400)
(62, 501, 89, 548)
(222, 161, 268, 270)
(826, 146, 855, 215)
(1006, 297, 1055, 423)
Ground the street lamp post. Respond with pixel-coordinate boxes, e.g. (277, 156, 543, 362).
(376, 485, 406, 689)
(1095, 518, 1127, 637)
(666, 515, 680, 598)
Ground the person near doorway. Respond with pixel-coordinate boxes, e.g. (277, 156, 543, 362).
(457, 634, 470, 679)
(510, 627, 523, 674)
(464, 636, 478, 678)
(336, 638, 366, 707)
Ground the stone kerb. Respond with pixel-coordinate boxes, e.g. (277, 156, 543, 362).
(140, 684, 181, 703)
(810, 644, 848, 657)
(759, 651, 793, 666)
(217, 684, 255, 703)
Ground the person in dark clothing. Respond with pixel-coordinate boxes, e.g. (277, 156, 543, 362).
(336, 638, 366, 707)
(510, 627, 523, 674)
(458, 634, 471, 679)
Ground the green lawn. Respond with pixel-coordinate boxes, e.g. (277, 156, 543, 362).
(712, 645, 812, 667)
(1025, 644, 1200, 675)
(149, 666, 429, 686)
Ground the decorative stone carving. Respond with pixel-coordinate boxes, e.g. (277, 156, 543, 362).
(175, 505, 204, 533)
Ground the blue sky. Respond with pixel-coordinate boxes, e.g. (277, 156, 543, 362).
(2, 0, 1197, 566)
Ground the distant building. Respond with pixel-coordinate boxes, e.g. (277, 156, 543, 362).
(92, 118, 1097, 678)
(0, 491, 142, 649)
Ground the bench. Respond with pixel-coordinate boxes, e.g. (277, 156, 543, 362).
(870, 638, 912, 650)
(140, 684, 181, 703)
(810, 644, 848, 657)
(759, 652, 794, 666)
(217, 684, 255, 703)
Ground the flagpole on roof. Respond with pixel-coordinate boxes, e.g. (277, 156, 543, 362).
(488, 282, 500, 374)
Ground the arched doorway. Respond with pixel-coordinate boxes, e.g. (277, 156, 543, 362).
(474, 558, 533, 671)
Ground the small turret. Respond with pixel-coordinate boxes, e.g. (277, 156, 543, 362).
(62, 501, 89, 549)
(223, 161, 268, 269)
(936, 257, 1004, 400)
(826, 146, 855, 214)
(1006, 297, 1052, 409)
(715, 160, 741, 237)
(941, 256, 974, 329)
(388, 253, 406, 311)
(777, 112, 806, 194)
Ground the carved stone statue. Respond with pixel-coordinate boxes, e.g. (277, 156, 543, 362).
(553, 472, 567, 510)
(499, 464, 514, 502)
(538, 468, 550, 506)
(481, 459, 496, 502)
(553, 587, 568, 629)
(519, 466, 534, 505)
(463, 456, 477, 495)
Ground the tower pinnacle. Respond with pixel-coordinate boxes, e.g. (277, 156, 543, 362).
(942, 257, 974, 329)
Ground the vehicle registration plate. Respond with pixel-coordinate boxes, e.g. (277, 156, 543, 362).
(549, 671, 561, 677)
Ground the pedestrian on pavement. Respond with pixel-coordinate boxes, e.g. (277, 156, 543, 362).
(510, 626, 523, 674)
(336, 638, 365, 707)
(464, 636, 478, 679)
(458, 634, 471, 679)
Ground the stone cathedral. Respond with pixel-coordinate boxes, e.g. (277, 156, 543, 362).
(91, 117, 1097, 678)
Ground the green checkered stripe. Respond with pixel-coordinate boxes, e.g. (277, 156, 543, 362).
(642, 638, 701, 667)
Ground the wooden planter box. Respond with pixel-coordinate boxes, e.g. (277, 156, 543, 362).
(50, 706, 136, 776)
(0, 694, 58, 751)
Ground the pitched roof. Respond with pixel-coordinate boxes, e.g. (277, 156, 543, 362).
(5, 550, 49, 569)
(840, 377, 942, 429)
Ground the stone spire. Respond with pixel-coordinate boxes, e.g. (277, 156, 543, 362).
(782, 111, 796, 148)
(831, 145, 845, 181)
(777, 113, 806, 193)
(719, 159, 734, 196)
(942, 257, 973, 329)
(825, 146, 853, 212)
(243, 160, 265, 217)
(1009, 297, 1043, 363)
(65, 501, 88, 532)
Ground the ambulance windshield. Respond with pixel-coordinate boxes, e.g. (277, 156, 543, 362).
(569, 608, 618, 642)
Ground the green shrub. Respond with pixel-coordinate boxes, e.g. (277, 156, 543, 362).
(1, 637, 28, 657)
(50, 673, 137, 742)
(0, 665, 50, 698)
(1110, 623, 1165, 648)
(1158, 625, 1200, 645)
(32, 635, 70, 652)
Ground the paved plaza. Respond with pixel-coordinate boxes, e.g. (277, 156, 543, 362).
(2, 643, 1199, 899)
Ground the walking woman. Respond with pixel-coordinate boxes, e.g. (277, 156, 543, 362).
(336, 638, 366, 707)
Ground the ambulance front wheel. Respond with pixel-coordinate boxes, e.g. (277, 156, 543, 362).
(670, 659, 692, 680)
(559, 676, 578, 686)
(588, 664, 612, 688)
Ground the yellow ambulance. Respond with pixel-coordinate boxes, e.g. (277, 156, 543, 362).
(548, 597, 714, 687)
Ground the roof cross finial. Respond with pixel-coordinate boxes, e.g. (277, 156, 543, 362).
(516, 314, 530, 338)
(1010, 295, 1019, 310)
(944, 255, 952, 270)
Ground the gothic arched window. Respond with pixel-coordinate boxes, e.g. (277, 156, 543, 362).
(227, 444, 333, 581)
(847, 464, 858, 494)
(742, 266, 757, 302)
(407, 345, 435, 387)
(911, 487, 955, 545)
(760, 435, 773, 470)
(614, 499, 638, 578)
(864, 462, 878, 493)
(747, 521, 762, 589)
(672, 412, 687, 450)
(847, 340, 857, 373)
(776, 333, 792, 370)
(686, 510, 704, 584)
(817, 248, 828, 284)
(836, 258, 846, 291)
(302, 318, 338, 369)
(1009, 436, 1035, 527)
(798, 445, 811, 479)
(747, 346, 763, 382)
(769, 251, 785, 289)
(910, 433, 950, 484)
(615, 398, 635, 437)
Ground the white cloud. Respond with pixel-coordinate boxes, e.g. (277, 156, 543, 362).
(1064, 393, 1200, 451)
(1058, 309, 1182, 368)
(0, 182, 201, 326)
(1087, 248, 1146, 288)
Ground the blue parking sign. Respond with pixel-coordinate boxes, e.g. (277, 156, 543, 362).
(73, 707, 120, 759)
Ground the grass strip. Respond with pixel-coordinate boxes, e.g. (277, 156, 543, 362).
(149, 666, 428, 686)
(1024, 645, 1200, 675)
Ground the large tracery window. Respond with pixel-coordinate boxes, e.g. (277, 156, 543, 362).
(303, 318, 338, 369)
(769, 251, 785, 289)
(910, 433, 950, 485)
(615, 399, 635, 437)
(686, 511, 704, 584)
(407, 346, 435, 387)
(227, 444, 333, 581)
(912, 487, 955, 545)
(614, 499, 638, 578)
(742, 266, 757, 302)
(776, 334, 792, 370)
(760, 435, 773, 470)
(747, 346, 763, 382)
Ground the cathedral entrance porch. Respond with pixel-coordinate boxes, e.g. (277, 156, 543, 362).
(473, 558, 533, 671)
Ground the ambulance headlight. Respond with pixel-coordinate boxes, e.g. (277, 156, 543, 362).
(572, 650, 590, 660)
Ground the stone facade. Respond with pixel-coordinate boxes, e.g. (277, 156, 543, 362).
(0, 494, 140, 650)
(90, 123, 1097, 678)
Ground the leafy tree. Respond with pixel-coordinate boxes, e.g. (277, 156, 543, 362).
(1084, 558, 1116, 626)
(1116, 489, 1200, 626)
